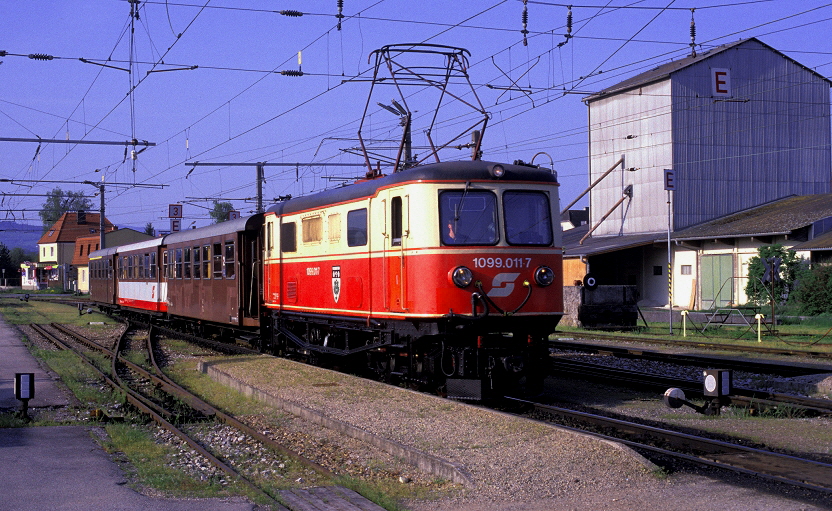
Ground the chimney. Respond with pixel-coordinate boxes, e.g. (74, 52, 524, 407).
(77, 210, 87, 224)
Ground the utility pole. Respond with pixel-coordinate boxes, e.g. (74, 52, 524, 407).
(186, 162, 369, 213)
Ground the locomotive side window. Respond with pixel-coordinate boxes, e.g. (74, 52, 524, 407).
(439, 190, 498, 246)
(347, 208, 368, 247)
(202, 245, 211, 279)
(213, 243, 223, 278)
(281, 222, 297, 253)
(503, 191, 553, 246)
(302, 216, 322, 243)
(391, 197, 403, 246)
(193, 246, 201, 279)
(224, 241, 235, 279)
(328, 214, 341, 243)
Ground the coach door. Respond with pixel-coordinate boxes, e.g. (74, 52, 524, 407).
(382, 192, 409, 312)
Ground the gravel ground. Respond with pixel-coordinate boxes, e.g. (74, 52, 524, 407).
(205, 355, 832, 511)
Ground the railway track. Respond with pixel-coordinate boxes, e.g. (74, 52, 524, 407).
(29, 322, 387, 511)
(548, 358, 832, 416)
(507, 396, 832, 496)
(555, 332, 832, 360)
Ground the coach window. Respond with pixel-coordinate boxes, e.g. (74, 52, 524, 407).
(149, 252, 157, 279)
(107, 260, 113, 279)
(162, 250, 169, 279)
(281, 222, 297, 253)
(213, 242, 223, 278)
(193, 246, 201, 279)
(138, 254, 145, 279)
(128, 256, 135, 279)
(202, 245, 211, 279)
(183, 247, 192, 279)
(175, 248, 183, 279)
(391, 197, 403, 246)
(224, 241, 235, 279)
(347, 208, 367, 247)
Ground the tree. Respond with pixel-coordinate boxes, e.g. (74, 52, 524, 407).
(39, 187, 93, 232)
(209, 200, 234, 224)
(0, 243, 13, 285)
(744, 244, 807, 306)
(143, 222, 155, 237)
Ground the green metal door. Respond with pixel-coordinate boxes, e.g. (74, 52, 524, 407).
(701, 254, 733, 309)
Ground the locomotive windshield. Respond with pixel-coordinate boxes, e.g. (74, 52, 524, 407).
(503, 191, 553, 246)
(439, 190, 498, 245)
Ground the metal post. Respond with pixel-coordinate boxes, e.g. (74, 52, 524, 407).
(256, 164, 264, 214)
(668, 189, 673, 334)
(99, 182, 105, 249)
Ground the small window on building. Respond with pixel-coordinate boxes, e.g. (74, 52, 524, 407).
(302, 216, 323, 243)
(653, 265, 663, 276)
(50, 247, 54, 256)
(347, 208, 368, 247)
(224, 241, 235, 279)
(281, 222, 297, 253)
(213, 242, 223, 278)
(681, 265, 692, 275)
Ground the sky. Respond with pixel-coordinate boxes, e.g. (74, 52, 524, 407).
(2, 1, 831, 234)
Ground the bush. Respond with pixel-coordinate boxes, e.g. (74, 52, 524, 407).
(792, 264, 832, 315)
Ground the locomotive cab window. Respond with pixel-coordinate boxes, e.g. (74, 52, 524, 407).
(503, 191, 553, 246)
(347, 208, 368, 247)
(281, 222, 297, 253)
(439, 189, 498, 246)
(391, 196, 403, 246)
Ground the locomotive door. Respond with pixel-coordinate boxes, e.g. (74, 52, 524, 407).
(382, 192, 409, 312)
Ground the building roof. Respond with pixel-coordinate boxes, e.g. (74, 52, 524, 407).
(792, 230, 832, 251)
(562, 224, 661, 258)
(584, 38, 831, 103)
(37, 212, 114, 245)
(672, 194, 832, 241)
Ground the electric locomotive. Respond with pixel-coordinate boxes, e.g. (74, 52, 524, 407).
(262, 159, 563, 400)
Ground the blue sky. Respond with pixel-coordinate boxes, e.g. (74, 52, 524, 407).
(2, 1, 831, 233)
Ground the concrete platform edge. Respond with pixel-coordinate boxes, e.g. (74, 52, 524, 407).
(198, 360, 475, 487)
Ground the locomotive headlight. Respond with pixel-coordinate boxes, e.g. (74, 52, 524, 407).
(534, 266, 555, 286)
(450, 266, 474, 288)
(489, 164, 505, 179)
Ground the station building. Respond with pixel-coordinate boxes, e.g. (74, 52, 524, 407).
(563, 38, 832, 309)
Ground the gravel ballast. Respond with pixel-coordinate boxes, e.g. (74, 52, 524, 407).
(198, 354, 831, 510)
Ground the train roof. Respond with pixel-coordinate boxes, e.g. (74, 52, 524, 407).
(267, 160, 558, 216)
(162, 214, 262, 245)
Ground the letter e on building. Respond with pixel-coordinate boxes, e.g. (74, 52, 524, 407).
(664, 169, 676, 191)
(711, 68, 731, 98)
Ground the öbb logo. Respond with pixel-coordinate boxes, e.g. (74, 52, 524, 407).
(489, 272, 520, 297)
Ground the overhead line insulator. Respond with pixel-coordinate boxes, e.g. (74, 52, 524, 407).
(337, 0, 345, 31)
(28, 53, 54, 61)
(280, 70, 304, 76)
(279, 10, 303, 17)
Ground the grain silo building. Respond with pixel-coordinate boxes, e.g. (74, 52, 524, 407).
(564, 38, 832, 310)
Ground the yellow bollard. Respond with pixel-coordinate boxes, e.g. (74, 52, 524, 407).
(754, 313, 765, 343)
(680, 310, 688, 337)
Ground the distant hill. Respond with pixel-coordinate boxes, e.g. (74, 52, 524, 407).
(0, 221, 42, 251)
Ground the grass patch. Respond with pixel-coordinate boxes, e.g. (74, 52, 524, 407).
(0, 298, 111, 326)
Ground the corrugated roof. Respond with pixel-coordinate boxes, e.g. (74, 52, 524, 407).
(673, 194, 832, 240)
(563, 224, 661, 258)
(792, 230, 832, 251)
(584, 38, 831, 103)
(37, 212, 114, 244)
